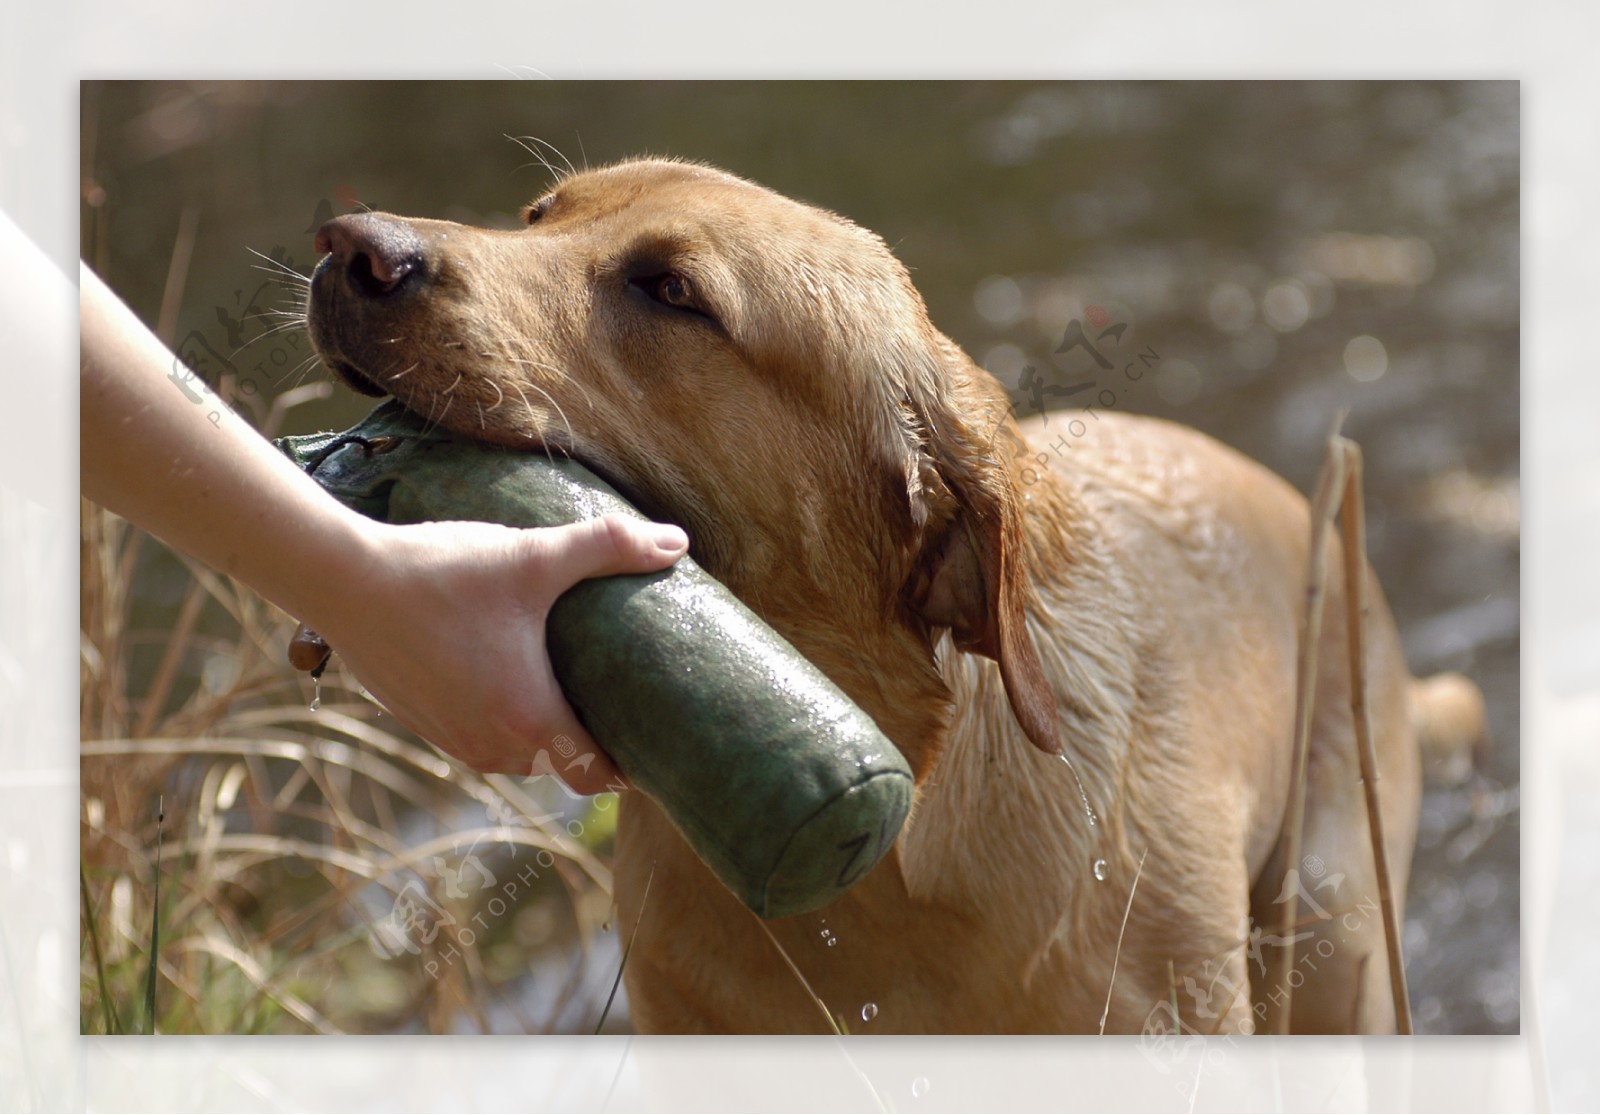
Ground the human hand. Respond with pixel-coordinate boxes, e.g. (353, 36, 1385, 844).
(80, 263, 684, 797)
(306, 513, 688, 794)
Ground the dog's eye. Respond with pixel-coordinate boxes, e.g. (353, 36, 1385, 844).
(626, 268, 720, 327)
(523, 197, 553, 224)
(654, 274, 693, 308)
(632, 272, 701, 313)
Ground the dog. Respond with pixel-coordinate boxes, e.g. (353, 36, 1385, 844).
(305, 157, 1485, 1034)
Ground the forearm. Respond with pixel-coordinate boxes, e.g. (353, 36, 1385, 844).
(80, 262, 686, 787)
(79, 262, 378, 630)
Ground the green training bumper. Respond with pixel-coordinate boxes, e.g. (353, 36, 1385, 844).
(277, 402, 911, 918)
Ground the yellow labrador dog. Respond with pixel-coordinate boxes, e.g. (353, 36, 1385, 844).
(306, 158, 1483, 1034)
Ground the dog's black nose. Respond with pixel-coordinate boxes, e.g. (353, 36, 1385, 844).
(314, 213, 425, 298)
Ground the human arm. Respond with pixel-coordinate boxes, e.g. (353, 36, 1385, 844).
(79, 263, 685, 792)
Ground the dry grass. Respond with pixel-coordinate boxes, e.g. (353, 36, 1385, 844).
(79, 403, 625, 1035)
(1266, 417, 1413, 1034)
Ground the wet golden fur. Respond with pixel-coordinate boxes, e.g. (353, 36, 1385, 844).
(307, 158, 1485, 1033)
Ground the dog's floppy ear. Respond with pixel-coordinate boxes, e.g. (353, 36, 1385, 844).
(896, 348, 1062, 756)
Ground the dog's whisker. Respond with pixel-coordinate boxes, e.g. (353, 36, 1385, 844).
(507, 136, 560, 184)
(224, 333, 283, 363)
(522, 379, 575, 452)
(249, 264, 312, 289)
(506, 134, 574, 185)
(388, 362, 419, 383)
(283, 353, 323, 389)
(507, 380, 534, 417)
(246, 248, 313, 286)
(441, 371, 463, 397)
(253, 316, 308, 334)
(418, 396, 453, 440)
(249, 319, 310, 342)
(500, 354, 598, 413)
(527, 134, 576, 177)
(416, 390, 449, 439)
(507, 381, 555, 463)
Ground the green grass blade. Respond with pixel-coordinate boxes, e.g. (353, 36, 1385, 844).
(142, 796, 164, 1035)
(79, 865, 122, 1034)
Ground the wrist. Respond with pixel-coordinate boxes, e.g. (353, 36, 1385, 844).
(270, 508, 397, 645)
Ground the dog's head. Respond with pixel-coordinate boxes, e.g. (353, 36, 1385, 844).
(307, 158, 1059, 768)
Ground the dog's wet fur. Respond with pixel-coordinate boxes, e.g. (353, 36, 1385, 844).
(307, 158, 1485, 1033)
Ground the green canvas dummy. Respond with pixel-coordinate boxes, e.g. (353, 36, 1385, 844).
(277, 402, 912, 918)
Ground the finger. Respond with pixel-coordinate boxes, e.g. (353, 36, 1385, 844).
(533, 514, 688, 599)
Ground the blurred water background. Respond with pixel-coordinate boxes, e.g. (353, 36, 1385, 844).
(80, 80, 1518, 1034)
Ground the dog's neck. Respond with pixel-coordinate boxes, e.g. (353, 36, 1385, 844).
(717, 455, 1153, 941)
(883, 469, 1152, 961)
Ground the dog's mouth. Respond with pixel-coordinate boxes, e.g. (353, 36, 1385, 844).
(313, 346, 677, 538)
(306, 265, 693, 557)
(323, 356, 387, 398)
(306, 250, 434, 400)
(523, 435, 681, 540)
(305, 292, 391, 399)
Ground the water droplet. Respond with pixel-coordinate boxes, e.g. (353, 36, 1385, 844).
(1058, 754, 1098, 826)
(912, 1077, 930, 1099)
(827, 935, 839, 948)
(860, 1002, 878, 1022)
(1092, 858, 1108, 881)
(309, 675, 322, 713)
(819, 927, 839, 948)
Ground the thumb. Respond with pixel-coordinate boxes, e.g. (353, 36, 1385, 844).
(534, 514, 689, 598)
